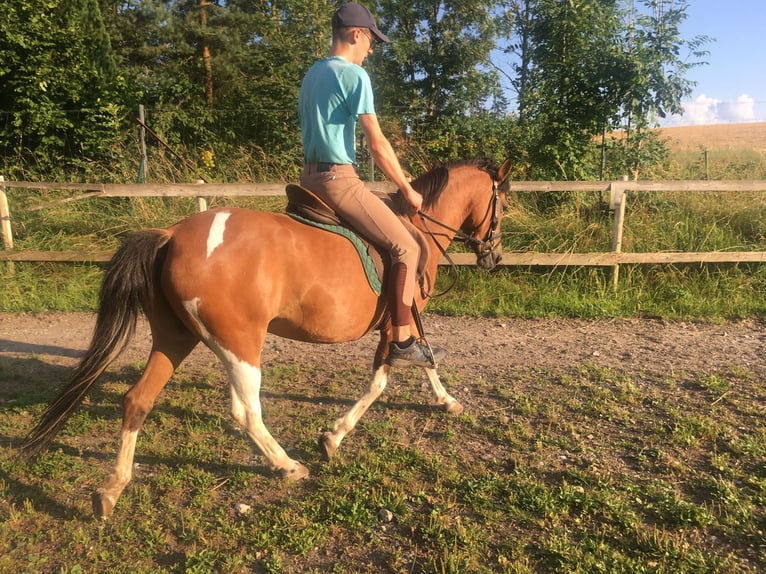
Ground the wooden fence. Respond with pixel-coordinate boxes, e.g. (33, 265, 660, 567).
(2, 178, 766, 288)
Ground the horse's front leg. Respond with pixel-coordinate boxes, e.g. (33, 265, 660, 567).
(424, 367, 464, 415)
(320, 364, 389, 460)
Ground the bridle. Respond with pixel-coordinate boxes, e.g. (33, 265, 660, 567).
(416, 176, 504, 297)
(418, 177, 503, 254)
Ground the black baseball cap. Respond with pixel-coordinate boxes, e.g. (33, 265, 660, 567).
(332, 3, 390, 44)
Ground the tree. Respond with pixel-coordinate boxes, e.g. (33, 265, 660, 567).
(505, 0, 708, 180)
(507, 0, 634, 179)
(373, 0, 506, 162)
(104, 0, 332, 159)
(618, 0, 710, 178)
(0, 0, 125, 173)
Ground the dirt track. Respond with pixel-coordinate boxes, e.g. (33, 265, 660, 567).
(1, 312, 763, 380)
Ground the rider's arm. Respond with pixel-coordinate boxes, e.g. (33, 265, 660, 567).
(358, 113, 422, 213)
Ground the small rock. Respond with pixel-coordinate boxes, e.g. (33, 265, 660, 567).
(378, 508, 394, 523)
(235, 503, 252, 516)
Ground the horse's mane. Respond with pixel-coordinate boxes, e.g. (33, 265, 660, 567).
(408, 158, 499, 211)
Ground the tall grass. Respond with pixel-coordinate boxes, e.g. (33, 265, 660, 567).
(422, 185, 766, 320)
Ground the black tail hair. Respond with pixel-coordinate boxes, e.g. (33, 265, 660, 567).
(19, 229, 171, 458)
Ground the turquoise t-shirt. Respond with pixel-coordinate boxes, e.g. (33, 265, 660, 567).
(299, 56, 376, 165)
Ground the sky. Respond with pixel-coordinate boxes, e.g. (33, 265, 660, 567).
(663, 0, 766, 126)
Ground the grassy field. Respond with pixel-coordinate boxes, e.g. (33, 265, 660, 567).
(1, 343, 764, 573)
(657, 122, 766, 153)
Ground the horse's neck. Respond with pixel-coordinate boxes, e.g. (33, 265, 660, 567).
(421, 200, 463, 247)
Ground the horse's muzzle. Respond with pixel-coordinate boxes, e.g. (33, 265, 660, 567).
(477, 249, 502, 270)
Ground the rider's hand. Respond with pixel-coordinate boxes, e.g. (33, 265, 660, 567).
(402, 184, 423, 214)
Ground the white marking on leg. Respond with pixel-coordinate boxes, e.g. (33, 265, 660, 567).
(206, 211, 230, 258)
(224, 352, 305, 476)
(324, 365, 389, 451)
(96, 428, 139, 516)
(425, 368, 463, 414)
(182, 297, 307, 478)
(112, 429, 139, 485)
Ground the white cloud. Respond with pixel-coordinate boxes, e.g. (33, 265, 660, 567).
(718, 94, 756, 122)
(664, 93, 765, 126)
(682, 94, 720, 125)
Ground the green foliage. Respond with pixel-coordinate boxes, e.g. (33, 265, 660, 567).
(509, 0, 630, 178)
(0, 0, 715, 183)
(507, 0, 710, 180)
(614, 1, 712, 178)
(377, 0, 505, 118)
(394, 111, 519, 169)
(0, 0, 129, 174)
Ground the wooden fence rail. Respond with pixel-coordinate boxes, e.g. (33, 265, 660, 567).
(2, 179, 766, 289)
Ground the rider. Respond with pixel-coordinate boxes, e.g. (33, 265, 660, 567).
(299, 2, 445, 368)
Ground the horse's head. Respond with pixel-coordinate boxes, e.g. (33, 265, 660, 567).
(412, 158, 512, 271)
(461, 158, 511, 270)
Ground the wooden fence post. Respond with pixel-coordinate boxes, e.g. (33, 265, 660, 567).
(0, 175, 15, 274)
(609, 177, 628, 292)
(195, 180, 208, 212)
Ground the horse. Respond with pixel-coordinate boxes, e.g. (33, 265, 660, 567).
(20, 158, 512, 518)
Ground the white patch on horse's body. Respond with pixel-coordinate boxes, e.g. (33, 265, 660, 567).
(207, 210, 231, 258)
(181, 296, 306, 476)
(182, 297, 212, 339)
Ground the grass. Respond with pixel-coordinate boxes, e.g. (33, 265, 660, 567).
(1, 359, 764, 572)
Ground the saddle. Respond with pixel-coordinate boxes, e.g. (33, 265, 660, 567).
(285, 184, 430, 296)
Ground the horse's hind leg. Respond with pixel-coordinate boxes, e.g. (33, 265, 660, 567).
(225, 355, 310, 481)
(93, 329, 197, 519)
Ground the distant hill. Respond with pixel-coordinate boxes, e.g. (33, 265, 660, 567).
(655, 122, 766, 153)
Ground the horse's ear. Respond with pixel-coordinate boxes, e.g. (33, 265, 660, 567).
(497, 158, 512, 184)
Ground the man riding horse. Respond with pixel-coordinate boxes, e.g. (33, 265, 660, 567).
(299, 2, 445, 368)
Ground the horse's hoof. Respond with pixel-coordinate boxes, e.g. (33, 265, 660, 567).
(92, 489, 116, 519)
(319, 432, 338, 461)
(445, 400, 464, 416)
(282, 462, 310, 482)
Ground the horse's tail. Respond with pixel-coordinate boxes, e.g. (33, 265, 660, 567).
(19, 229, 172, 458)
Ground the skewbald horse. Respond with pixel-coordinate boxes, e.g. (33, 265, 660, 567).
(21, 158, 512, 518)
